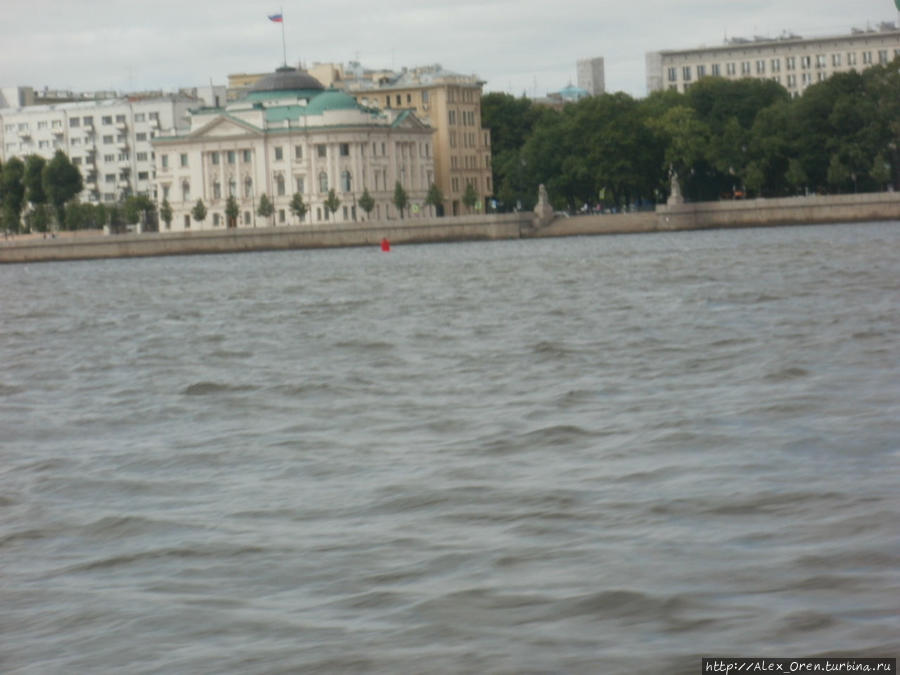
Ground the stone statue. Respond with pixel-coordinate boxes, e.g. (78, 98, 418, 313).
(667, 166, 684, 205)
(533, 184, 554, 227)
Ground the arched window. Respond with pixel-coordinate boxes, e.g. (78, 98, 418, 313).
(318, 171, 328, 193)
(276, 174, 285, 196)
(244, 177, 252, 197)
(181, 180, 190, 201)
(340, 170, 352, 193)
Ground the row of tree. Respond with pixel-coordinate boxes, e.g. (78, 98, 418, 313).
(0, 151, 84, 232)
(483, 59, 900, 211)
(175, 181, 457, 229)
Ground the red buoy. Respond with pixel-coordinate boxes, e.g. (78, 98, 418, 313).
(381, 237, 391, 251)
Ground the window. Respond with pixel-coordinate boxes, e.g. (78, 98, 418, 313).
(817, 72, 827, 82)
(697, 65, 706, 78)
(801, 55, 811, 69)
(316, 144, 327, 158)
(227, 151, 236, 164)
(318, 171, 328, 193)
(118, 152, 129, 161)
(138, 171, 149, 180)
(276, 174, 285, 196)
(213, 213, 221, 226)
(274, 146, 283, 161)
(847, 52, 857, 66)
(726, 63, 736, 76)
(786, 56, 796, 70)
(816, 54, 826, 68)
(213, 182, 221, 199)
(102, 116, 112, 124)
(161, 154, 168, 169)
(878, 50, 888, 64)
(149, 112, 159, 121)
(83, 116, 93, 126)
(802, 73, 811, 85)
(295, 145, 303, 159)
(69, 117, 80, 128)
(243, 149, 252, 163)
(396, 95, 401, 105)
(787, 74, 797, 88)
(211, 151, 219, 164)
(832, 53, 842, 67)
(134, 113, 146, 122)
(116, 134, 126, 143)
(244, 211, 251, 225)
(295, 176, 304, 193)
(406, 94, 411, 104)
(180, 153, 188, 167)
(229, 179, 236, 197)
(771, 59, 781, 72)
(244, 177, 253, 197)
(278, 209, 285, 223)
(182, 180, 190, 201)
(741, 62, 751, 75)
(103, 135, 114, 144)
(449, 108, 458, 123)
(104, 154, 115, 162)
(115, 114, 126, 123)
(136, 132, 147, 141)
(105, 173, 116, 183)
(756, 60, 765, 74)
(862, 51, 872, 65)
(184, 214, 190, 229)
(339, 143, 350, 157)
(682, 66, 692, 81)
(340, 170, 352, 192)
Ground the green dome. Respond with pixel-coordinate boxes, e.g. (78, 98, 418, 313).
(304, 89, 362, 114)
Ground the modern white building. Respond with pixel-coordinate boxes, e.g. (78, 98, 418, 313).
(152, 67, 436, 231)
(0, 95, 197, 203)
(646, 22, 900, 96)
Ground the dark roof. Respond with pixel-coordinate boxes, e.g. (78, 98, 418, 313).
(248, 66, 324, 94)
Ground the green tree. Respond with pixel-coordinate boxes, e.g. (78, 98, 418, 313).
(159, 198, 173, 230)
(870, 153, 891, 191)
(462, 181, 478, 212)
(324, 188, 341, 219)
(358, 187, 375, 219)
(225, 195, 240, 227)
(425, 183, 443, 216)
(25, 205, 53, 232)
(785, 158, 808, 195)
(826, 154, 851, 192)
(24, 155, 47, 207)
(392, 182, 409, 218)
(191, 198, 208, 226)
(1, 157, 26, 233)
(289, 192, 307, 224)
(257, 193, 274, 225)
(42, 150, 83, 229)
(124, 194, 156, 230)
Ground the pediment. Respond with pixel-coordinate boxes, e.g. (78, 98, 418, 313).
(187, 115, 262, 140)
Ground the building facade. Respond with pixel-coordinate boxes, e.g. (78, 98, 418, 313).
(0, 96, 196, 203)
(646, 23, 900, 96)
(152, 67, 436, 231)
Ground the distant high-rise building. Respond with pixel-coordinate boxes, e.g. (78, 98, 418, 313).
(576, 57, 605, 96)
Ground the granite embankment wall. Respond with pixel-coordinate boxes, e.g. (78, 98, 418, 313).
(0, 213, 528, 264)
(2, 192, 898, 264)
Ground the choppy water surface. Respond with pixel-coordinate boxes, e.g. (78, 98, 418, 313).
(2, 223, 899, 674)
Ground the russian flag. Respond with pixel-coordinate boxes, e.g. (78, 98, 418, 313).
(268, 13, 283, 22)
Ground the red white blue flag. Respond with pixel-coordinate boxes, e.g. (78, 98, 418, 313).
(268, 13, 283, 22)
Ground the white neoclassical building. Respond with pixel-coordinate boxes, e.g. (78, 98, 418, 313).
(152, 67, 436, 231)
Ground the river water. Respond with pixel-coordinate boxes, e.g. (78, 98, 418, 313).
(1, 223, 898, 674)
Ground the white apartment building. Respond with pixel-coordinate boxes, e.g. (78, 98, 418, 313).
(0, 96, 196, 203)
(646, 23, 900, 96)
(577, 57, 606, 96)
(153, 67, 436, 231)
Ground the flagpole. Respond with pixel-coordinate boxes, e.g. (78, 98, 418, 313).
(281, 7, 287, 67)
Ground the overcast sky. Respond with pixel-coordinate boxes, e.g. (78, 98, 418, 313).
(1, 0, 897, 99)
